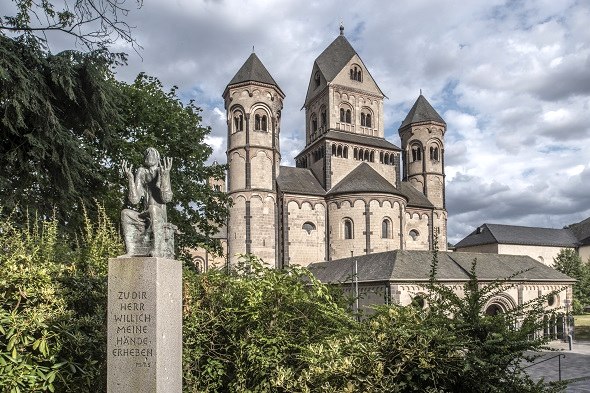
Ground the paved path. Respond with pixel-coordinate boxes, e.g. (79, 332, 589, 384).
(524, 341, 590, 392)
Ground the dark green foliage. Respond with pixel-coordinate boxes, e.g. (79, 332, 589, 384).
(182, 255, 355, 392)
(0, 35, 121, 228)
(0, 207, 122, 392)
(554, 248, 590, 313)
(420, 252, 561, 392)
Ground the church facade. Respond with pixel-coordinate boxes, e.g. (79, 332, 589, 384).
(223, 28, 448, 268)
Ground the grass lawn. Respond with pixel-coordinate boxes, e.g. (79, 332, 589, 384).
(575, 314, 590, 341)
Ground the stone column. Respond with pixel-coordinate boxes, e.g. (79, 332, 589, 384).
(107, 257, 182, 393)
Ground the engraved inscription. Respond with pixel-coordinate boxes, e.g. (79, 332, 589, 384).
(111, 291, 153, 366)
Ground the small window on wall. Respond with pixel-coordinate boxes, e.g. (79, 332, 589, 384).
(411, 294, 426, 309)
(382, 219, 391, 239)
(320, 108, 327, 128)
(430, 146, 440, 161)
(254, 110, 268, 132)
(314, 71, 321, 87)
(343, 219, 354, 239)
(411, 145, 422, 162)
(302, 222, 316, 234)
(409, 229, 419, 241)
(232, 111, 244, 133)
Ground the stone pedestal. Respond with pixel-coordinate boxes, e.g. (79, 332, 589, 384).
(107, 257, 182, 393)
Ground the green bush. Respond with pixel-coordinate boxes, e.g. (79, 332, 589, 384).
(0, 207, 122, 392)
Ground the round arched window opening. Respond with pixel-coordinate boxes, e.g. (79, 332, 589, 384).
(547, 294, 557, 307)
(409, 229, 419, 241)
(302, 222, 316, 234)
(485, 304, 504, 316)
(343, 219, 353, 239)
(411, 294, 426, 309)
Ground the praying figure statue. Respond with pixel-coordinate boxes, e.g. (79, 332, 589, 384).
(120, 147, 176, 258)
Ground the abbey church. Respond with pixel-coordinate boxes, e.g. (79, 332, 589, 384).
(223, 27, 447, 268)
(190, 28, 574, 321)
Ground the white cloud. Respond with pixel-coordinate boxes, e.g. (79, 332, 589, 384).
(4, 0, 589, 243)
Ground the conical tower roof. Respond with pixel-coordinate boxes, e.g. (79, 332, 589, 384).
(226, 52, 283, 95)
(399, 94, 445, 129)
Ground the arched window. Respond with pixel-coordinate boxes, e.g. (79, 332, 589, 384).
(361, 113, 366, 126)
(232, 111, 244, 133)
(343, 219, 353, 239)
(370, 151, 375, 162)
(353, 147, 358, 160)
(366, 114, 371, 127)
(332, 144, 337, 155)
(350, 65, 362, 82)
(364, 150, 369, 161)
(261, 115, 267, 131)
(255, 114, 261, 130)
(409, 229, 419, 241)
(343, 146, 348, 158)
(337, 145, 343, 157)
(381, 219, 391, 239)
(389, 154, 395, 165)
(379, 152, 384, 163)
(311, 113, 318, 133)
(320, 107, 327, 128)
(302, 222, 316, 234)
(314, 71, 320, 87)
(411, 294, 427, 309)
(411, 145, 422, 162)
(345, 109, 351, 123)
(430, 146, 439, 161)
(340, 108, 345, 122)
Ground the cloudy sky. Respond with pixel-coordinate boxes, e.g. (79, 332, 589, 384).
(11, 0, 590, 244)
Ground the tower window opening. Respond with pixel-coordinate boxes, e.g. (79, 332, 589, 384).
(314, 71, 320, 87)
(353, 148, 358, 160)
(332, 144, 337, 155)
(379, 152, 384, 163)
(411, 146, 422, 162)
(261, 115, 267, 131)
(337, 145, 343, 157)
(366, 114, 371, 127)
(409, 229, 419, 241)
(320, 108, 327, 128)
(343, 219, 354, 239)
(361, 113, 366, 126)
(233, 112, 244, 133)
(430, 146, 439, 161)
(343, 146, 348, 158)
(340, 108, 345, 122)
(345, 109, 351, 124)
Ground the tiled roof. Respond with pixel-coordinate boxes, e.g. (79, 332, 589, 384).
(328, 163, 397, 195)
(226, 53, 282, 93)
(277, 166, 325, 196)
(315, 35, 357, 83)
(567, 217, 590, 245)
(399, 94, 446, 129)
(308, 250, 574, 284)
(398, 182, 435, 209)
(325, 163, 433, 208)
(455, 223, 579, 248)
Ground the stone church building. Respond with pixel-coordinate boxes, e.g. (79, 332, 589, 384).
(190, 28, 574, 324)
(222, 28, 447, 268)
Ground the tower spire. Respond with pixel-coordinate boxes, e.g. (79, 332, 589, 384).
(339, 21, 344, 36)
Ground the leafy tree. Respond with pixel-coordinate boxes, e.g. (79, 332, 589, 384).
(554, 248, 590, 314)
(108, 74, 231, 260)
(0, 35, 122, 228)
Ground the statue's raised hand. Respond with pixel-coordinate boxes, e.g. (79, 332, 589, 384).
(122, 160, 134, 179)
(160, 157, 173, 174)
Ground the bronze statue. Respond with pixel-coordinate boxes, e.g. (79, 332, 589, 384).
(120, 147, 176, 258)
